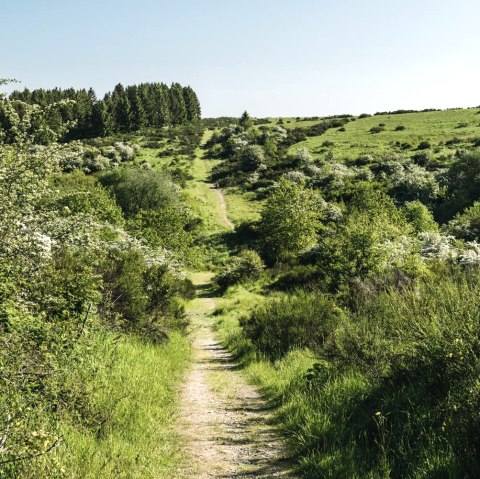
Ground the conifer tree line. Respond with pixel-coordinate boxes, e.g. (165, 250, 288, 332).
(6, 82, 201, 141)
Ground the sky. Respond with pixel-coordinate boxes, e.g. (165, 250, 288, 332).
(1, 0, 480, 117)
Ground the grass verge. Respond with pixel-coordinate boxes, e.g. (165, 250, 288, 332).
(57, 331, 191, 479)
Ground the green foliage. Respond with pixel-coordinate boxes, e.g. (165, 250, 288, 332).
(403, 200, 439, 232)
(219, 263, 480, 478)
(99, 168, 180, 217)
(239, 111, 253, 130)
(0, 90, 200, 477)
(48, 172, 125, 226)
(259, 178, 320, 262)
(241, 292, 342, 360)
(127, 206, 193, 253)
(237, 144, 266, 172)
(215, 249, 265, 289)
(443, 150, 480, 218)
(318, 186, 418, 287)
(370, 125, 385, 134)
(447, 201, 480, 241)
(7, 81, 200, 140)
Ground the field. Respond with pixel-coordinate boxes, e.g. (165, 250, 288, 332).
(289, 108, 480, 160)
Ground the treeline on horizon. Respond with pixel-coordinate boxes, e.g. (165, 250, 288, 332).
(5, 82, 201, 141)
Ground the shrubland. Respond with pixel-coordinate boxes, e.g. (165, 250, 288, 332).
(0, 84, 201, 477)
(212, 110, 480, 478)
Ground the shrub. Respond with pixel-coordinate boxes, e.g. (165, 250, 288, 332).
(417, 140, 431, 150)
(317, 186, 417, 287)
(389, 163, 440, 204)
(215, 249, 264, 289)
(411, 151, 432, 166)
(320, 270, 480, 477)
(447, 202, 480, 241)
(403, 200, 439, 233)
(241, 292, 342, 359)
(259, 178, 321, 262)
(49, 172, 125, 226)
(237, 144, 266, 172)
(395, 125, 406, 131)
(99, 168, 179, 217)
(370, 126, 385, 134)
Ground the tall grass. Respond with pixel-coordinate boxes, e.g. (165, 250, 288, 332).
(216, 268, 480, 478)
(57, 331, 191, 479)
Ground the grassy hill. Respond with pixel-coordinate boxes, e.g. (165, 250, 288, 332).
(287, 108, 480, 161)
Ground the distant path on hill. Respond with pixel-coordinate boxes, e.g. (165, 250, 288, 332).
(211, 186, 235, 230)
(186, 129, 235, 233)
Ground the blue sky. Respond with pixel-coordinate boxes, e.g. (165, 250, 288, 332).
(1, 0, 479, 117)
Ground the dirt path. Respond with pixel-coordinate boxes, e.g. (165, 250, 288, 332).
(212, 187, 235, 231)
(178, 279, 296, 479)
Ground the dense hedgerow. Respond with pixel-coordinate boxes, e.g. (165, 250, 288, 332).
(0, 86, 197, 477)
(207, 111, 480, 478)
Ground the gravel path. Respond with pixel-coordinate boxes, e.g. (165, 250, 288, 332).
(178, 296, 296, 479)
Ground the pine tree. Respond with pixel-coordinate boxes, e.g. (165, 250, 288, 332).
(126, 85, 146, 131)
(183, 86, 201, 121)
(90, 100, 114, 137)
(169, 83, 187, 125)
(239, 111, 253, 130)
(111, 83, 131, 132)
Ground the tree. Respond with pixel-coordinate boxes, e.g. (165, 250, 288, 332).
(238, 144, 265, 172)
(151, 83, 171, 126)
(403, 201, 438, 233)
(90, 99, 114, 137)
(169, 82, 187, 125)
(111, 83, 131, 132)
(183, 85, 201, 121)
(239, 111, 253, 130)
(318, 186, 416, 286)
(259, 178, 320, 262)
(126, 84, 146, 131)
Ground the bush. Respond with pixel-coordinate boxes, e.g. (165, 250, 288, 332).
(215, 249, 264, 289)
(417, 140, 431, 150)
(237, 144, 266, 172)
(395, 125, 406, 131)
(99, 168, 179, 217)
(241, 292, 342, 359)
(319, 269, 480, 477)
(259, 178, 321, 262)
(101, 249, 191, 336)
(370, 126, 385, 134)
(403, 200, 439, 233)
(411, 151, 432, 166)
(447, 202, 480, 241)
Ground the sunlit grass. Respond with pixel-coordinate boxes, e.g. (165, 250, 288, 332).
(58, 332, 191, 479)
(290, 108, 480, 160)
